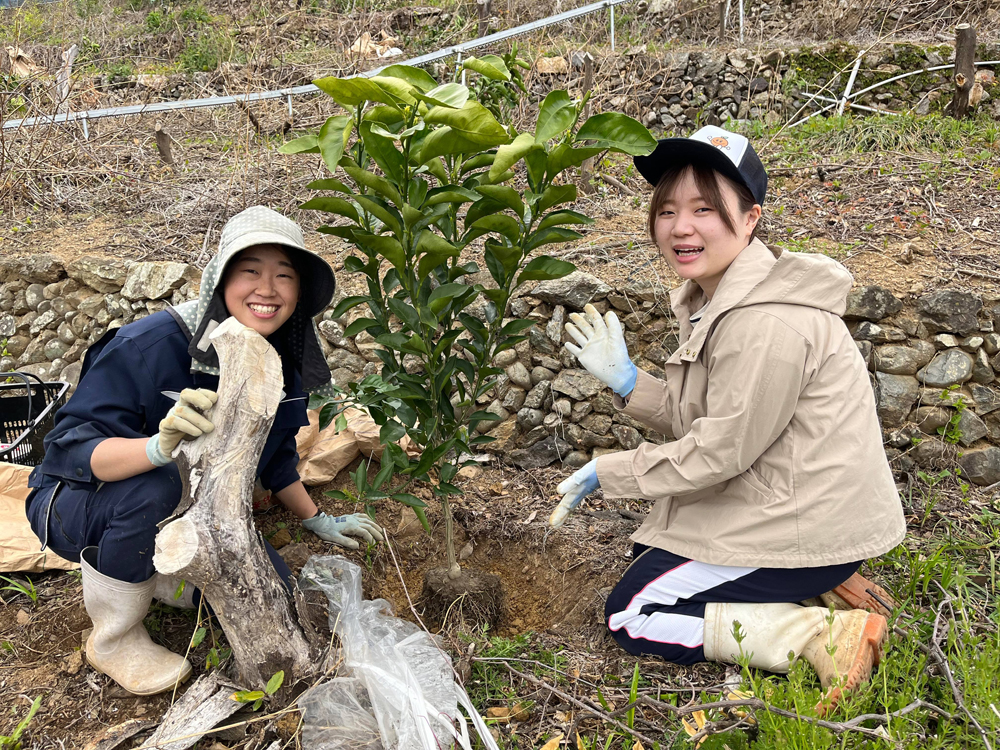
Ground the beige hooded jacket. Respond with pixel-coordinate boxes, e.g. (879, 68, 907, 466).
(596, 239, 906, 568)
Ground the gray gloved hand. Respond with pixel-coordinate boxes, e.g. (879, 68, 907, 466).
(302, 512, 385, 549)
(147, 388, 217, 466)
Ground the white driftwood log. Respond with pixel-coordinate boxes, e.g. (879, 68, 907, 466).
(145, 673, 242, 750)
(153, 317, 315, 687)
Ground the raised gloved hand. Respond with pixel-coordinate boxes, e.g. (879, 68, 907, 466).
(147, 389, 218, 467)
(564, 304, 638, 397)
(302, 512, 385, 549)
(549, 459, 600, 528)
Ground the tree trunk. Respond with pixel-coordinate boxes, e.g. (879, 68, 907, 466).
(153, 317, 315, 688)
(950, 24, 976, 119)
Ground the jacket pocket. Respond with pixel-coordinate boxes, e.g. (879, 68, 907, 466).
(733, 466, 773, 505)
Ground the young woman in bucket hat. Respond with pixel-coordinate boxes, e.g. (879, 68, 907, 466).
(23, 206, 382, 696)
(549, 126, 906, 714)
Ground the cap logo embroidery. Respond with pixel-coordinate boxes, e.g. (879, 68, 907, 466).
(709, 135, 730, 150)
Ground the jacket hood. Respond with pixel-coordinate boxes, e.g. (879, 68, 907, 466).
(669, 238, 854, 363)
(169, 207, 337, 395)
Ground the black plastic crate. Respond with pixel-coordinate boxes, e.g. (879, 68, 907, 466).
(0, 373, 70, 467)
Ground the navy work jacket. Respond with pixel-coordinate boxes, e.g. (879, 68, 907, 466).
(28, 310, 309, 493)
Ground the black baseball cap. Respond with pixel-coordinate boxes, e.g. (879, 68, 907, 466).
(633, 125, 768, 206)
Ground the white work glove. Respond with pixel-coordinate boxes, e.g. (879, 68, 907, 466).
(549, 459, 600, 528)
(564, 303, 638, 397)
(302, 512, 385, 549)
(147, 388, 218, 466)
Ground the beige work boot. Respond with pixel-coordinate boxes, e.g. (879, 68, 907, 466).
(81, 547, 193, 696)
(703, 602, 887, 715)
(820, 573, 895, 618)
(153, 574, 197, 610)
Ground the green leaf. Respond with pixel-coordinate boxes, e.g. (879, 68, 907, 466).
(473, 185, 525, 219)
(336, 412, 348, 433)
(343, 317, 380, 336)
(499, 318, 537, 335)
(317, 225, 358, 241)
(354, 194, 402, 236)
(524, 149, 547, 190)
(306, 177, 353, 193)
(546, 144, 604, 180)
(318, 114, 352, 174)
(330, 295, 369, 319)
(418, 126, 483, 163)
(489, 132, 541, 182)
(517, 255, 576, 284)
(393, 493, 428, 509)
(314, 76, 391, 107)
(470, 214, 521, 244)
(526, 226, 583, 251)
(416, 230, 460, 258)
(423, 186, 481, 207)
(343, 164, 401, 205)
(325, 489, 350, 500)
(376, 332, 410, 350)
(369, 76, 418, 106)
(266, 670, 285, 696)
(363, 104, 405, 127)
(424, 102, 508, 146)
(538, 183, 577, 213)
(380, 421, 407, 443)
(387, 297, 420, 330)
(460, 153, 496, 175)
(576, 113, 657, 156)
(233, 690, 266, 703)
(465, 198, 507, 229)
(537, 209, 595, 231)
(300, 196, 360, 224)
(361, 122, 406, 183)
(192, 626, 206, 648)
(412, 505, 431, 532)
(278, 134, 319, 154)
(462, 54, 511, 81)
(414, 82, 470, 109)
(372, 459, 394, 491)
(535, 90, 577, 143)
(378, 64, 438, 92)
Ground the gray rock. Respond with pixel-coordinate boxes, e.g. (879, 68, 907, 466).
(911, 437, 953, 464)
(506, 361, 532, 390)
(121, 262, 196, 300)
(492, 348, 519, 367)
(520, 425, 548, 448)
(552, 368, 605, 400)
(969, 383, 1000, 415)
(971, 348, 994, 384)
(844, 285, 902, 321)
(66, 256, 128, 294)
(516, 408, 545, 428)
(3, 336, 26, 358)
(47, 357, 65, 378)
(958, 446, 1000, 486)
(956, 409, 988, 447)
(917, 349, 973, 387)
(612, 424, 643, 450)
(983, 333, 1000, 356)
(49, 297, 69, 316)
(960, 335, 984, 352)
(36, 299, 51, 315)
(75, 293, 106, 317)
(0, 313, 14, 338)
(29, 310, 59, 337)
(476, 400, 510, 434)
(581, 429, 616, 448)
(510, 435, 572, 469)
(911, 406, 950, 434)
(70, 313, 91, 337)
(524, 381, 551, 410)
(874, 341, 935, 375)
(622, 278, 664, 302)
(543, 412, 561, 431)
(56, 321, 76, 345)
(17, 361, 54, 381)
(501, 386, 526, 412)
(571, 401, 592, 422)
(852, 322, 906, 343)
(932, 333, 960, 349)
(917, 290, 982, 335)
(62, 340, 85, 364)
(546, 305, 566, 344)
(330, 367, 361, 386)
(25, 284, 46, 311)
(528, 326, 556, 354)
(564, 450, 591, 469)
(60, 361, 83, 390)
(552, 398, 572, 418)
(530, 366, 556, 384)
(875, 373, 920, 427)
(531, 271, 611, 310)
(0, 355, 14, 372)
(327, 349, 366, 372)
(581, 413, 612, 435)
(0, 254, 63, 284)
(856, 340, 873, 368)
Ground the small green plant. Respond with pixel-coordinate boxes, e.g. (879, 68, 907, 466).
(205, 646, 232, 670)
(0, 575, 37, 604)
(465, 44, 530, 126)
(145, 10, 165, 31)
(232, 670, 284, 710)
(286, 61, 655, 581)
(0, 696, 41, 750)
(937, 386, 967, 445)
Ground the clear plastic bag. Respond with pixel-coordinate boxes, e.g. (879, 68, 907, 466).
(299, 556, 500, 750)
(300, 678, 382, 750)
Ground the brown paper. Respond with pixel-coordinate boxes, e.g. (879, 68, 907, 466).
(0, 462, 79, 573)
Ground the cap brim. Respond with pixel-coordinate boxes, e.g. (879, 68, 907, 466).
(633, 138, 759, 204)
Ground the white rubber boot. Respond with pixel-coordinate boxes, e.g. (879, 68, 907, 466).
(153, 574, 197, 610)
(81, 548, 193, 695)
(703, 602, 887, 715)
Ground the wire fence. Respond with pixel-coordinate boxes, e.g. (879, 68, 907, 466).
(2, 0, 635, 132)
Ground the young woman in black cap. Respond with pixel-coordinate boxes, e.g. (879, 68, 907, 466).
(549, 127, 906, 714)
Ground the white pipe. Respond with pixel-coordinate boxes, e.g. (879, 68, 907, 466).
(738, 0, 744, 44)
(806, 91, 898, 115)
(610, 4, 616, 51)
(838, 54, 863, 116)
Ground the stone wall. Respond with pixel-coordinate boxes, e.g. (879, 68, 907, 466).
(3, 256, 999, 486)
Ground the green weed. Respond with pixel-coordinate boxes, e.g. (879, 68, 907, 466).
(0, 575, 37, 604)
(0, 696, 41, 750)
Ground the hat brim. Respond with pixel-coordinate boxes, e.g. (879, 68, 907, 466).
(223, 232, 336, 319)
(633, 138, 763, 206)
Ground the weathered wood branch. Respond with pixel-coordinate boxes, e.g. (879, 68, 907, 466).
(145, 672, 242, 750)
(950, 23, 976, 119)
(154, 122, 175, 170)
(153, 317, 316, 688)
(55, 44, 78, 115)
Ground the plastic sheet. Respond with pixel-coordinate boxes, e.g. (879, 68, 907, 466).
(299, 556, 500, 750)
